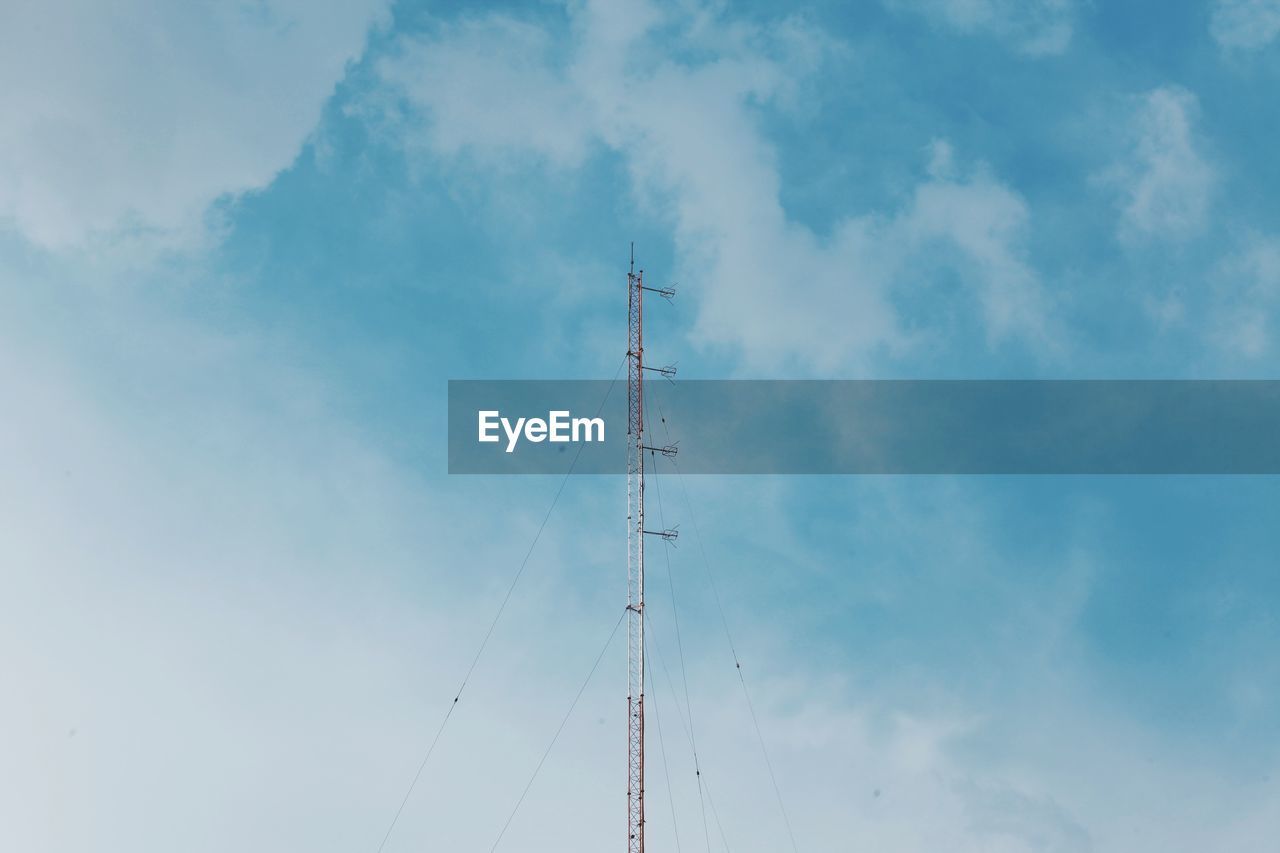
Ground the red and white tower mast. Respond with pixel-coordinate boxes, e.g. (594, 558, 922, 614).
(625, 246, 647, 853)
(626, 245, 676, 853)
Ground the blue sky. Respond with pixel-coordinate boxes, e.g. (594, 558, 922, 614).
(2, 1, 1280, 851)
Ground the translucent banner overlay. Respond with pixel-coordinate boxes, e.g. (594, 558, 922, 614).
(447, 380, 1280, 475)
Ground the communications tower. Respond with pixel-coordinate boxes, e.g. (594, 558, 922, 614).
(626, 246, 675, 853)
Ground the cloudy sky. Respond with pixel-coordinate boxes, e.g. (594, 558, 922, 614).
(2, 1, 1279, 851)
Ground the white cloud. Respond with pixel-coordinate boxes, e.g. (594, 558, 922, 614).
(1209, 234, 1280, 357)
(885, 0, 1076, 56)
(1211, 0, 1280, 50)
(903, 163, 1051, 345)
(375, 1, 1054, 372)
(0, 0, 388, 250)
(0, 267, 617, 850)
(378, 17, 594, 169)
(1103, 87, 1214, 242)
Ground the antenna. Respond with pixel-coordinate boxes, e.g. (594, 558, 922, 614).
(626, 244, 675, 853)
(642, 442, 680, 459)
(642, 363, 678, 381)
(642, 282, 676, 302)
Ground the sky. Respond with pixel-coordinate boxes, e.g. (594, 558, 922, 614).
(2, 1, 1280, 851)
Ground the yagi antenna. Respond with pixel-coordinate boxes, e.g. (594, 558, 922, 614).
(643, 525, 679, 543)
(641, 282, 676, 302)
(643, 440, 679, 459)
(641, 363, 677, 381)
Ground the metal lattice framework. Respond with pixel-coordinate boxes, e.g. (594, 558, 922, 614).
(626, 254, 646, 853)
